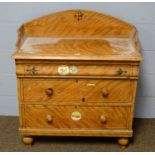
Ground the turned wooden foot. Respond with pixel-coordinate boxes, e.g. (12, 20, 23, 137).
(23, 136, 34, 145)
(118, 138, 129, 151)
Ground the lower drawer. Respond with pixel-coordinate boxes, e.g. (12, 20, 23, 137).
(23, 105, 130, 130)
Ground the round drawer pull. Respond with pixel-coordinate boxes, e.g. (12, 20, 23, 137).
(46, 115, 53, 123)
(102, 88, 109, 97)
(45, 88, 53, 96)
(100, 115, 107, 124)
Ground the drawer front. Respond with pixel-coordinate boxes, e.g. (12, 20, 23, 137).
(22, 79, 81, 102)
(24, 105, 130, 129)
(79, 79, 131, 103)
(22, 79, 131, 103)
(16, 63, 132, 77)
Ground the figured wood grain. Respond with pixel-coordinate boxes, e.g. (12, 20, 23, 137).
(12, 10, 143, 61)
(23, 105, 130, 129)
(19, 10, 134, 38)
(23, 79, 80, 102)
(15, 63, 132, 77)
(22, 78, 131, 104)
(12, 10, 143, 148)
(78, 79, 131, 103)
(128, 80, 138, 129)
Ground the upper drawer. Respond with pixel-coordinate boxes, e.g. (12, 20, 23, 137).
(21, 78, 131, 104)
(16, 63, 136, 77)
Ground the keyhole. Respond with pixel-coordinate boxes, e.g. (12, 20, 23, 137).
(82, 98, 85, 102)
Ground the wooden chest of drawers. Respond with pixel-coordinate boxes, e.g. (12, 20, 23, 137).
(12, 10, 143, 149)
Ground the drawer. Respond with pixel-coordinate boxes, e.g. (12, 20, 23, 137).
(22, 79, 80, 102)
(16, 63, 132, 77)
(79, 79, 131, 103)
(22, 79, 131, 104)
(24, 105, 130, 129)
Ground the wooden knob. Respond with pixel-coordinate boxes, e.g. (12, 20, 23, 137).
(100, 115, 107, 124)
(46, 115, 53, 123)
(45, 88, 53, 96)
(102, 88, 109, 97)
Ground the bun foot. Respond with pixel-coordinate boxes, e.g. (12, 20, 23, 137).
(118, 138, 129, 151)
(23, 136, 34, 145)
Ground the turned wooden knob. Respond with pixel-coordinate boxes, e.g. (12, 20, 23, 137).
(46, 115, 53, 123)
(45, 88, 53, 96)
(102, 88, 109, 97)
(100, 115, 107, 124)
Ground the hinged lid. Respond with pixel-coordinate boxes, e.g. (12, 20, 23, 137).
(12, 9, 143, 61)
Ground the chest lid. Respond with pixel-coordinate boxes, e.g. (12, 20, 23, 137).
(12, 10, 143, 61)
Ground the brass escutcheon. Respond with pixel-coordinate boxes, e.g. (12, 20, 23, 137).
(116, 68, 127, 75)
(26, 66, 39, 75)
(87, 83, 96, 87)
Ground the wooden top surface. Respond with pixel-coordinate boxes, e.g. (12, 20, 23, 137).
(12, 10, 143, 61)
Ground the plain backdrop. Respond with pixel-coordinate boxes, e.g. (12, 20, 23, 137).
(0, 2, 155, 118)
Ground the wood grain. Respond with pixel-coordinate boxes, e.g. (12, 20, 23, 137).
(18, 9, 134, 38)
(12, 10, 143, 61)
(22, 78, 131, 104)
(19, 128, 133, 137)
(12, 10, 143, 148)
(23, 105, 130, 130)
(16, 63, 132, 77)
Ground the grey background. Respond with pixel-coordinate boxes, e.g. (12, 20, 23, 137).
(0, 2, 155, 118)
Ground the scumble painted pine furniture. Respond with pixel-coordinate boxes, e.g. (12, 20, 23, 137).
(12, 10, 143, 149)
